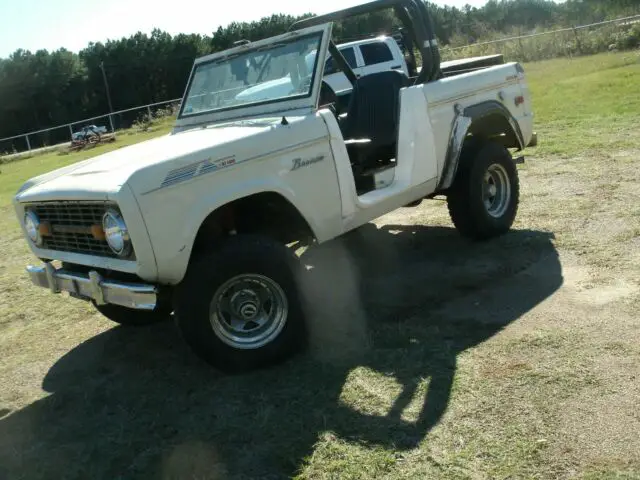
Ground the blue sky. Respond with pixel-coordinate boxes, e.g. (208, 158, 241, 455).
(0, 0, 490, 58)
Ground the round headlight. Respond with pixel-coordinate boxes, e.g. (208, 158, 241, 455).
(102, 210, 131, 256)
(24, 210, 42, 245)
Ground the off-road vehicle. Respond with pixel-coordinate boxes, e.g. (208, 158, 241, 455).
(15, 0, 536, 372)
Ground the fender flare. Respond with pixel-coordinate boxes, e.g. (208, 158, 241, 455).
(437, 101, 525, 191)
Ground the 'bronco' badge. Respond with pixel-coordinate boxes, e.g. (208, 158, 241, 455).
(291, 155, 325, 171)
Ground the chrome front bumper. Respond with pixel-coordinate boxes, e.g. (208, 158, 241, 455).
(26, 263, 158, 310)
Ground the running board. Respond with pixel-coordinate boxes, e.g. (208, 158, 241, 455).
(373, 166, 395, 189)
(359, 163, 396, 190)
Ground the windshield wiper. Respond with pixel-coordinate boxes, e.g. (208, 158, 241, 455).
(255, 42, 287, 52)
(211, 54, 242, 64)
(211, 42, 289, 66)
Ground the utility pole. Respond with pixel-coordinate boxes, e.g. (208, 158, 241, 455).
(99, 61, 115, 132)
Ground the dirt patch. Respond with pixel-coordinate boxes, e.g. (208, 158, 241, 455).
(562, 261, 640, 306)
(557, 391, 640, 466)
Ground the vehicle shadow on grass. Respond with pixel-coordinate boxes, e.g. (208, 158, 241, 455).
(0, 223, 563, 480)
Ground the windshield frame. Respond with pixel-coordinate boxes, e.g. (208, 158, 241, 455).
(174, 23, 333, 128)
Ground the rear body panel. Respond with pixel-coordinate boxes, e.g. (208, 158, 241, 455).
(424, 62, 534, 182)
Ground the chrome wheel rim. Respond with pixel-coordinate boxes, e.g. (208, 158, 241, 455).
(210, 274, 288, 349)
(483, 163, 511, 218)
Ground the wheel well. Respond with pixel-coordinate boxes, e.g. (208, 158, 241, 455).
(191, 192, 316, 257)
(467, 113, 521, 149)
(463, 100, 525, 150)
(437, 103, 523, 193)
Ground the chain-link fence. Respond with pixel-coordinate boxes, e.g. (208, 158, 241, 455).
(0, 98, 181, 158)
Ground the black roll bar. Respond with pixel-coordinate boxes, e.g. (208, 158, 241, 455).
(290, 0, 442, 83)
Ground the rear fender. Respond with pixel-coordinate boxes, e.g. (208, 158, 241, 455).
(438, 101, 525, 191)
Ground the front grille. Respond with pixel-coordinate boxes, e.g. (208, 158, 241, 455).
(25, 201, 131, 259)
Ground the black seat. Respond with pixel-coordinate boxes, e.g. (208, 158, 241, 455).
(340, 70, 410, 169)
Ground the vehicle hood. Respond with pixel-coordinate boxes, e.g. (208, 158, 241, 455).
(15, 122, 273, 203)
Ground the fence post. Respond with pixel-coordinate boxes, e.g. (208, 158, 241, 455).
(68, 125, 74, 138)
(108, 114, 115, 133)
(25, 135, 31, 151)
(147, 105, 152, 119)
(573, 26, 583, 55)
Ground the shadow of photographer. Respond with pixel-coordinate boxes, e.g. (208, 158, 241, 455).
(0, 223, 562, 479)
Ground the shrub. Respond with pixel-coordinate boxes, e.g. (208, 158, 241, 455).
(440, 21, 640, 63)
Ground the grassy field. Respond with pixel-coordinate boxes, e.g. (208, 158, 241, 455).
(0, 51, 639, 479)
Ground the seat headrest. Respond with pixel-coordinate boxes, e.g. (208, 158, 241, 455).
(355, 70, 410, 90)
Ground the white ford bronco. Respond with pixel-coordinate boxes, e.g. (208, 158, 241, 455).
(14, 0, 535, 372)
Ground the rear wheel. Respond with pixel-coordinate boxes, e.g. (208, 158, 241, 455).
(174, 235, 307, 373)
(447, 140, 520, 240)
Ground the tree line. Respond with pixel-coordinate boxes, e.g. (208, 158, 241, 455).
(1, 0, 638, 151)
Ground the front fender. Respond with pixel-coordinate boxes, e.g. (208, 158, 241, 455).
(178, 179, 312, 274)
(133, 141, 341, 284)
(143, 176, 315, 285)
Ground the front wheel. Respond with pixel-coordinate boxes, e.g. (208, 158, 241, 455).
(447, 141, 520, 240)
(174, 235, 307, 373)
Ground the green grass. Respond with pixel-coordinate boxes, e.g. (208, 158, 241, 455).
(0, 52, 639, 479)
(523, 51, 640, 157)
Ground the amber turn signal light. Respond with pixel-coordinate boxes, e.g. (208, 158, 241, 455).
(91, 225, 106, 240)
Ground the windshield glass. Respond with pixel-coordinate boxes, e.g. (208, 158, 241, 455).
(180, 32, 323, 118)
